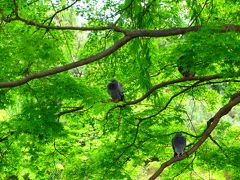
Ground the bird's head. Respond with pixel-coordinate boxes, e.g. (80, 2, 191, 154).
(176, 132, 182, 137)
(179, 55, 185, 60)
(111, 79, 118, 84)
(178, 66, 183, 72)
(108, 79, 118, 90)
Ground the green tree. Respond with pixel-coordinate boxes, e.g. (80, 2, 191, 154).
(0, 0, 240, 179)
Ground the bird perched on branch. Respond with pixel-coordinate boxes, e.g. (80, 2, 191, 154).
(172, 133, 186, 158)
(107, 79, 124, 102)
(178, 56, 195, 78)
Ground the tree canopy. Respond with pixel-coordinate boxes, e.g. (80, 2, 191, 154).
(0, 0, 240, 179)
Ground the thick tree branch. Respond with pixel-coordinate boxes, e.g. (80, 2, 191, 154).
(1, 1, 239, 89)
(149, 92, 240, 179)
(125, 25, 240, 37)
(4, 11, 240, 34)
(6, 1, 240, 33)
(4, 15, 127, 33)
(1, 23, 239, 89)
(0, 35, 133, 88)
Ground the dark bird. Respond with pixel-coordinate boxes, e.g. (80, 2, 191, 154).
(178, 66, 195, 78)
(107, 79, 124, 102)
(178, 56, 195, 78)
(172, 133, 186, 158)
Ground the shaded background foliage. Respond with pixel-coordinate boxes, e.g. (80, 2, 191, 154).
(0, 0, 240, 179)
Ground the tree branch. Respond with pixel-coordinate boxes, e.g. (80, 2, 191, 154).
(209, 135, 229, 158)
(126, 75, 222, 106)
(4, 15, 127, 33)
(104, 75, 223, 117)
(57, 105, 84, 117)
(113, 119, 143, 162)
(125, 24, 240, 37)
(149, 92, 240, 179)
(0, 35, 133, 88)
(43, 0, 79, 26)
(4, 6, 240, 34)
(188, 0, 209, 27)
(194, 79, 240, 88)
(138, 80, 202, 120)
(1, 0, 240, 89)
(12, 0, 19, 18)
(166, 131, 199, 138)
(172, 152, 197, 179)
(0, 132, 15, 143)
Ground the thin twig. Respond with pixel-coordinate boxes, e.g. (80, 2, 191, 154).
(44, 0, 78, 26)
(57, 105, 92, 118)
(166, 131, 199, 138)
(209, 135, 229, 158)
(188, 0, 209, 27)
(0, 132, 15, 143)
(172, 152, 197, 179)
(126, 75, 222, 106)
(138, 81, 202, 120)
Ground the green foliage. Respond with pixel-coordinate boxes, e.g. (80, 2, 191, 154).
(0, 0, 240, 179)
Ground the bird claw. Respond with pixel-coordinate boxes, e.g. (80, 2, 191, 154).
(176, 153, 184, 158)
(112, 98, 120, 103)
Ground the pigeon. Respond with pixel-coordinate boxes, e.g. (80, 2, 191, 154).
(178, 56, 195, 78)
(178, 66, 195, 78)
(172, 133, 186, 158)
(107, 79, 124, 102)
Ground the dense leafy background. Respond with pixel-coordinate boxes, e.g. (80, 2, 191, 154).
(0, 0, 240, 179)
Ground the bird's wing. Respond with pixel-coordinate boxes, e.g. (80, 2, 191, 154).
(172, 137, 178, 157)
